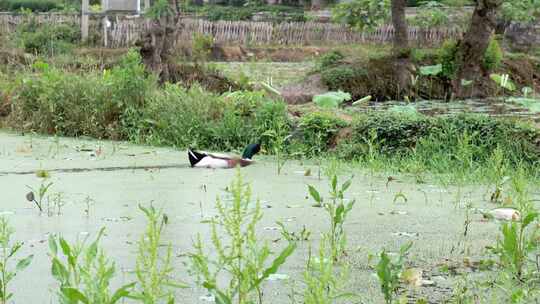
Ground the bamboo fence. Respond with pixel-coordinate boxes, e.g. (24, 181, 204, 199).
(0, 13, 462, 47)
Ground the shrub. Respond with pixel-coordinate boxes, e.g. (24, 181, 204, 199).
(321, 66, 365, 90)
(483, 37, 503, 71)
(296, 111, 347, 156)
(339, 112, 540, 168)
(438, 39, 458, 79)
(438, 37, 504, 79)
(16, 18, 80, 55)
(138, 88, 290, 152)
(407, 7, 449, 28)
(187, 4, 305, 22)
(316, 51, 344, 70)
(11, 50, 154, 139)
(191, 33, 214, 63)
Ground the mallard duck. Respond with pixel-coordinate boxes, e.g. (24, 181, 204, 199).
(188, 143, 261, 169)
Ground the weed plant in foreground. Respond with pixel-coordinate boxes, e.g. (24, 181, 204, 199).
(131, 205, 186, 303)
(0, 217, 33, 303)
(188, 168, 296, 304)
(48, 228, 134, 304)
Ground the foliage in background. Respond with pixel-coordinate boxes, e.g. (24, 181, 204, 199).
(185, 4, 306, 22)
(191, 33, 214, 63)
(316, 51, 344, 71)
(5, 50, 540, 179)
(14, 14, 79, 55)
(501, 0, 540, 23)
(331, 0, 390, 31)
(407, 4, 449, 28)
(11, 50, 153, 139)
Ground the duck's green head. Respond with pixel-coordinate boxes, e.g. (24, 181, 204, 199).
(242, 143, 261, 159)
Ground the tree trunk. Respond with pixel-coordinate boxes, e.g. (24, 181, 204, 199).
(138, 0, 182, 83)
(391, 0, 411, 97)
(453, 0, 502, 98)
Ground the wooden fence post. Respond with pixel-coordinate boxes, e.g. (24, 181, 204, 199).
(81, 0, 89, 42)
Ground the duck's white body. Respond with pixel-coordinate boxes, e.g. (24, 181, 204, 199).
(188, 144, 259, 169)
(193, 155, 230, 168)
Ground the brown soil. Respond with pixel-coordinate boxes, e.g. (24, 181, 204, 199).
(0, 49, 29, 66)
(502, 55, 540, 90)
(168, 63, 240, 93)
(280, 74, 327, 104)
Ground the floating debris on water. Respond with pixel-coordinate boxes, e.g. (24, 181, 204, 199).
(267, 273, 289, 281)
(392, 231, 419, 238)
(199, 295, 215, 302)
(101, 216, 133, 222)
(389, 210, 408, 215)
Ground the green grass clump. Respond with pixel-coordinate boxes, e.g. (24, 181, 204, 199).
(11, 50, 154, 139)
(320, 66, 366, 92)
(340, 112, 539, 166)
(316, 51, 344, 70)
(137, 87, 290, 151)
(295, 111, 347, 157)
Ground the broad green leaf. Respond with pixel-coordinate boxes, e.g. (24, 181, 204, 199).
(8, 242, 22, 258)
(48, 234, 58, 256)
(307, 185, 322, 204)
(341, 178, 352, 192)
(59, 237, 71, 256)
(419, 64, 442, 76)
(61, 287, 89, 304)
(110, 282, 135, 304)
(251, 242, 297, 290)
(490, 73, 516, 91)
(51, 258, 69, 283)
(331, 175, 337, 191)
(313, 91, 351, 109)
(202, 282, 231, 304)
(400, 241, 413, 256)
(15, 255, 33, 272)
(522, 212, 538, 228)
(334, 204, 345, 225)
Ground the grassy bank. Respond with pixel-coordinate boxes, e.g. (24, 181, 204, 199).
(1, 51, 539, 186)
